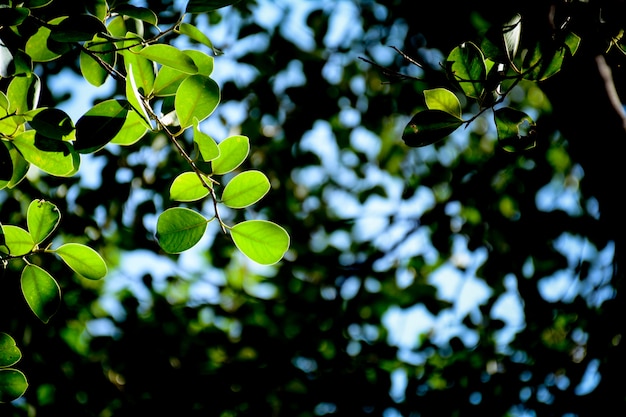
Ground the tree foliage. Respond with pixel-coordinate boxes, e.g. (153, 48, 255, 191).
(1, 0, 625, 416)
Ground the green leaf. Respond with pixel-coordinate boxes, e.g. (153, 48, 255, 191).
(446, 42, 487, 99)
(110, 109, 149, 146)
(0, 7, 30, 27)
(424, 88, 462, 119)
(186, 0, 242, 13)
(494, 107, 537, 152)
(25, 108, 75, 140)
(169, 172, 211, 202)
(193, 118, 219, 161)
(54, 243, 107, 280)
(0, 333, 21, 368)
(125, 63, 152, 128)
(74, 99, 130, 153)
(12, 130, 80, 176)
(138, 44, 198, 74)
(122, 49, 155, 98)
(0, 369, 28, 404)
(49, 14, 107, 42)
(0, 225, 34, 256)
(402, 109, 463, 148)
(156, 207, 209, 253)
(222, 170, 270, 209)
(503, 14, 522, 66)
(177, 22, 218, 53)
(0, 142, 29, 189)
(27, 199, 60, 245)
(211, 135, 249, 175)
(7, 73, 40, 114)
(522, 32, 581, 81)
(152, 51, 214, 96)
(230, 220, 290, 265)
(175, 74, 220, 128)
(0, 139, 12, 182)
(112, 4, 158, 25)
(80, 35, 117, 87)
(21, 264, 61, 323)
(24, 17, 71, 62)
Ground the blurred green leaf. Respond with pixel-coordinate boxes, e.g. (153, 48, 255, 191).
(0, 369, 28, 404)
(21, 264, 60, 323)
(185, 0, 242, 13)
(0, 333, 21, 368)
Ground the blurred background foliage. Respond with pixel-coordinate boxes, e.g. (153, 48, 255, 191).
(1, 0, 625, 415)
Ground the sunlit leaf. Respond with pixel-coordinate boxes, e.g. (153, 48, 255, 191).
(222, 170, 270, 208)
(446, 42, 486, 99)
(177, 22, 219, 54)
(21, 264, 60, 323)
(211, 135, 249, 175)
(74, 99, 130, 153)
(503, 14, 522, 65)
(24, 17, 71, 62)
(402, 109, 463, 148)
(156, 207, 209, 253)
(522, 32, 581, 81)
(138, 44, 198, 74)
(13, 130, 80, 176)
(80, 35, 117, 87)
(0, 142, 29, 189)
(122, 49, 155, 98)
(153, 51, 214, 96)
(193, 118, 219, 161)
(0, 333, 21, 368)
(169, 171, 211, 202)
(424, 88, 462, 119)
(0, 369, 28, 404)
(230, 220, 290, 265)
(175, 74, 220, 128)
(0, 225, 34, 256)
(7, 73, 40, 114)
(110, 109, 149, 146)
(27, 199, 60, 245)
(54, 243, 107, 280)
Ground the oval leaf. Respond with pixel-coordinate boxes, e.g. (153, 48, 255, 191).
(80, 35, 117, 87)
(21, 264, 60, 324)
(0, 225, 34, 256)
(27, 199, 60, 245)
(230, 220, 290, 265)
(138, 44, 198, 74)
(424, 88, 462, 119)
(193, 118, 219, 161)
(54, 243, 107, 280)
(446, 41, 486, 99)
(0, 333, 21, 368)
(156, 207, 209, 253)
(175, 74, 220, 128)
(177, 22, 217, 52)
(25, 107, 74, 141)
(402, 110, 463, 148)
(222, 170, 270, 209)
(75, 99, 130, 153)
(0, 369, 28, 404)
(211, 135, 249, 175)
(169, 171, 211, 202)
